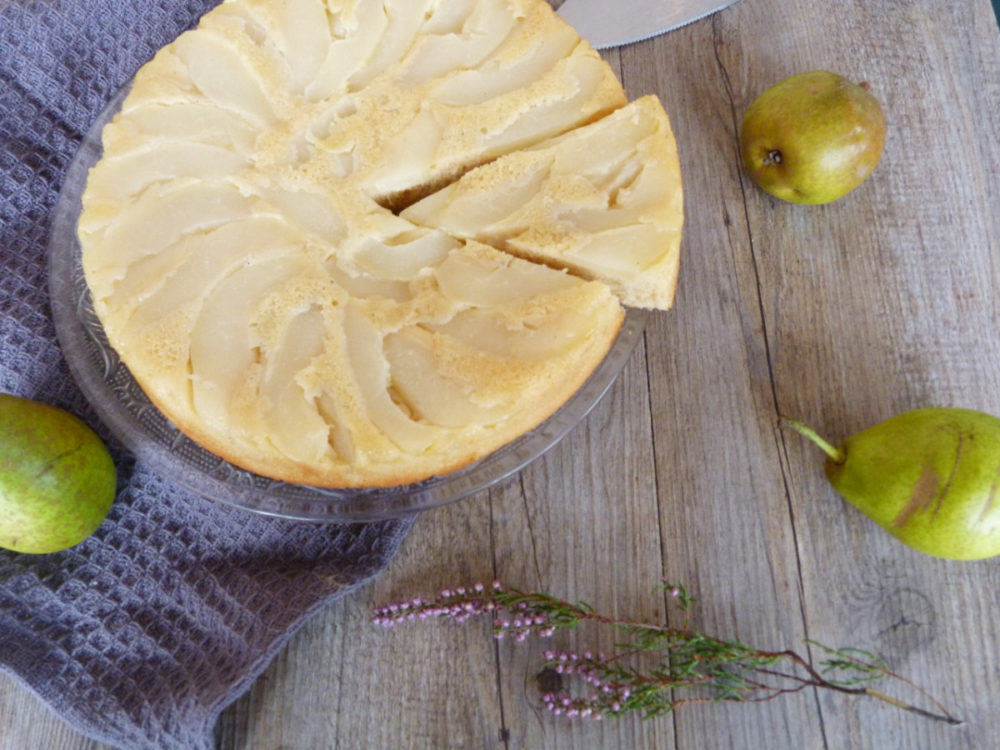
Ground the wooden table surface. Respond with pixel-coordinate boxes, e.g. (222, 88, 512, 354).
(3, 0, 1000, 747)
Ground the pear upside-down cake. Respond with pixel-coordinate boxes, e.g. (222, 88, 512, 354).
(79, 0, 684, 488)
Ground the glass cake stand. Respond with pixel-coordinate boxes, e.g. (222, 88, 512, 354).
(48, 86, 648, 522)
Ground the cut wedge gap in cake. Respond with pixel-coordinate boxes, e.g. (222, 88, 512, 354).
(401, 95, 684, 310)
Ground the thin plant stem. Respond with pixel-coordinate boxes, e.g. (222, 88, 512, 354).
(372, 581, 962, 725)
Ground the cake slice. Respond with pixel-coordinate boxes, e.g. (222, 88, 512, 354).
(402, 96, 683, 309)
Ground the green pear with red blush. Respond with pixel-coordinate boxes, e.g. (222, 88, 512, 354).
(786, 408, 1000, 560)
(740, 70, 886, 204)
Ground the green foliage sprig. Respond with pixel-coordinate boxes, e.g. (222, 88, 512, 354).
(373, 581, 961, 725)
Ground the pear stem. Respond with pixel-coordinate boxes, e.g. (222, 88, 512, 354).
(781, 418, 846, 464)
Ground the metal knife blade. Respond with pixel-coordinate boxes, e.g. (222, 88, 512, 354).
(557, 0, 740, 49)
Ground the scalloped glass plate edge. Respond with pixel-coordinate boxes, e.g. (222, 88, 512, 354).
(48, 84, 648, 522)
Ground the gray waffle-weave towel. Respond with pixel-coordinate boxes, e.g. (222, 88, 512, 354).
(0, 1, 415, 747)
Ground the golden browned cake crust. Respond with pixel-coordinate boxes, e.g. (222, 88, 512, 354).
(79, 0, 680, 488)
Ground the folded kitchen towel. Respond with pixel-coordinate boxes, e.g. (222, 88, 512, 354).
(0, 1, 415, 747)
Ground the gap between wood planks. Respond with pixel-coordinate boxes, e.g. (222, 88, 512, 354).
(708, 11, 833, 750)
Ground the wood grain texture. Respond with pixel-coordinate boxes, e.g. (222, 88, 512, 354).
(3, 1, 1000, 748)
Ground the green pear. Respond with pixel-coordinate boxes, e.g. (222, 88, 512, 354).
(0, 393, 116, 554)
(740, 70, 886, 205)
(786, 409, 1000, 560)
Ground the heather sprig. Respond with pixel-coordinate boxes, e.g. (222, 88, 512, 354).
(373, 580, 961, 725)
(372, 580, 584, 641)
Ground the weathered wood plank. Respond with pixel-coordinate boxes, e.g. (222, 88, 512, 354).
(724, 1, 1000, 748)
(625, 11, 826, 749)
(488, 342, 676, 749)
